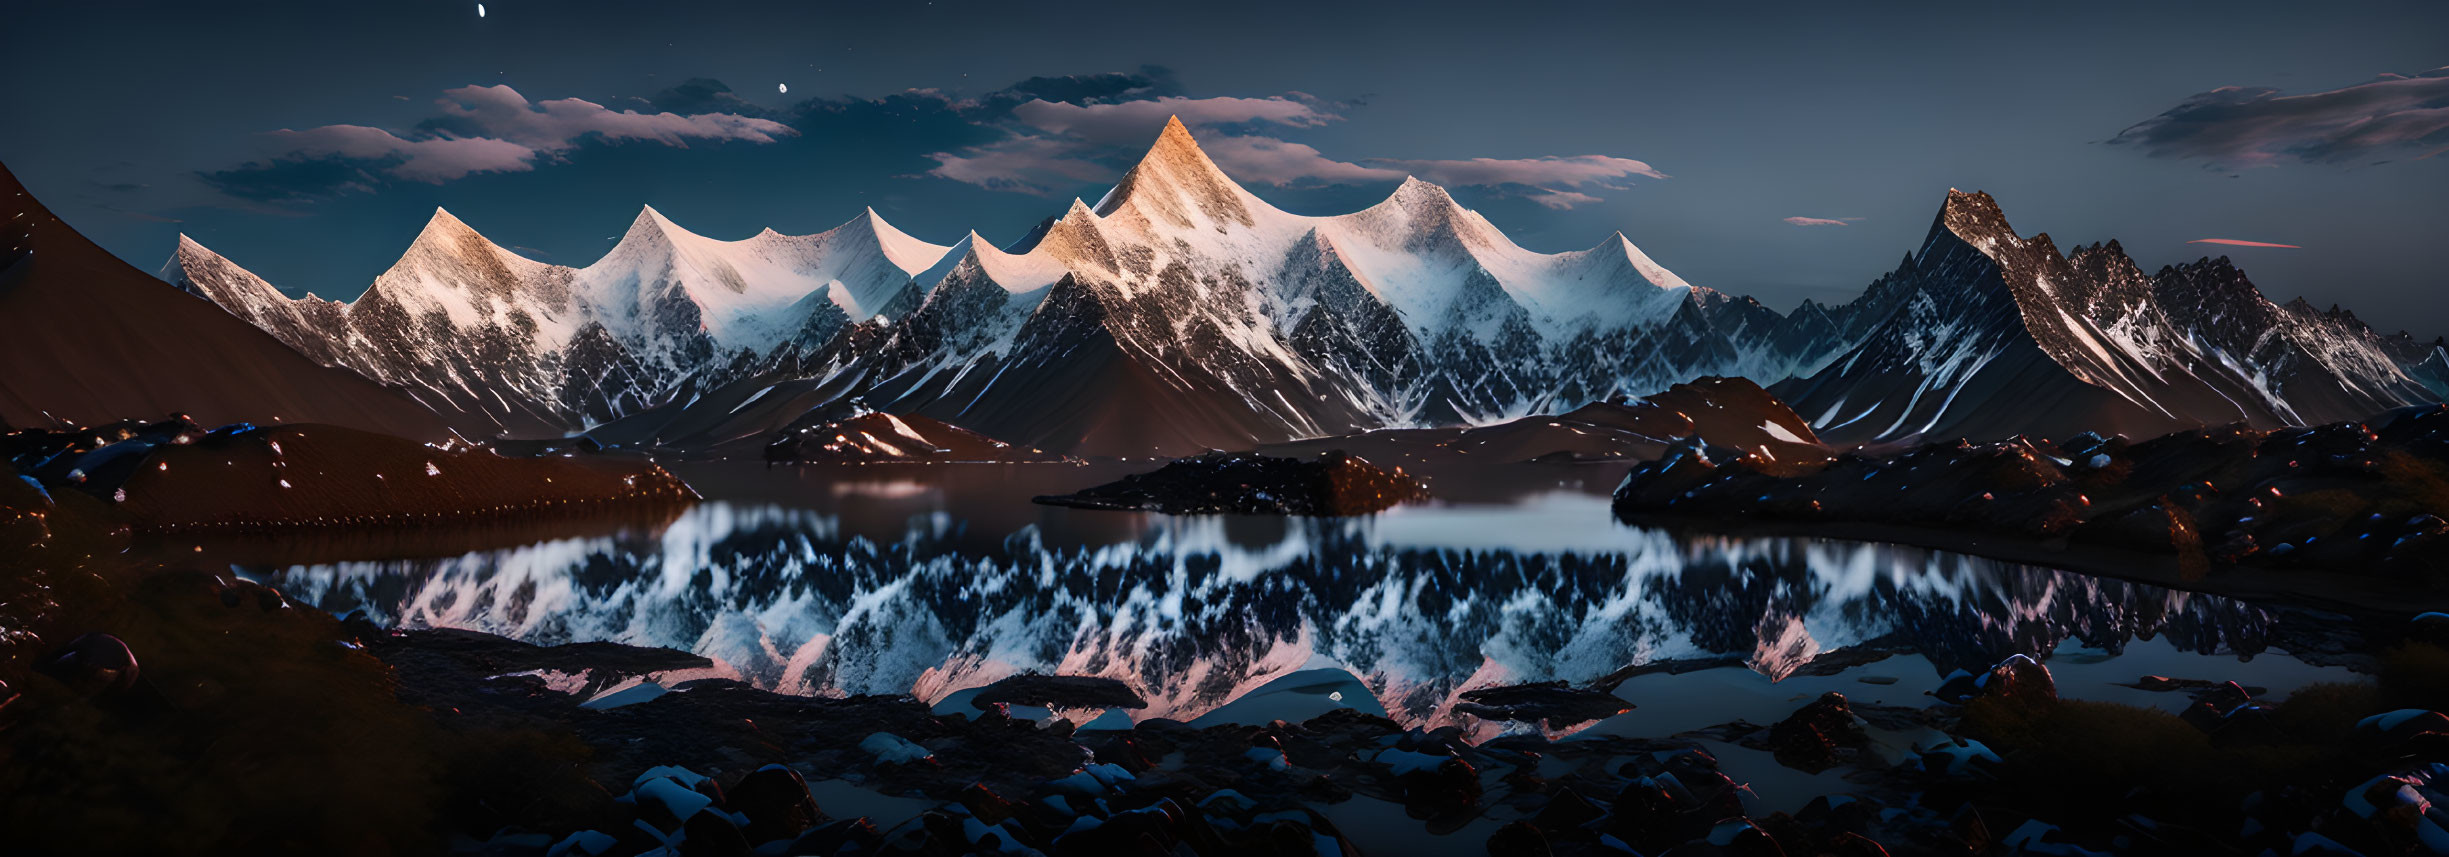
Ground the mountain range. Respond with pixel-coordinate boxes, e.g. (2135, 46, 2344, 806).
(1774, 189, 2442, 443)
(102, 119, 2449, 453)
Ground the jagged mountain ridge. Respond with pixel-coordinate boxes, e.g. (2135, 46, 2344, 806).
(166, 203, 949, 433)
(165, 121, 2438, 454)
(1771, 190, 2437, 444)
(625, 122, 1817, 453)
(173, 119, 1852, 454)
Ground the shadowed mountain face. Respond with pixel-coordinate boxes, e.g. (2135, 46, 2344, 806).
(161, 202, 945, 434)
(257, 498, 2295, 734)
(146, 126, 2440, 455)
(148, 123, 1861, 455)
(1773, 191, 2438, 445)
(0, 163, 464, 441)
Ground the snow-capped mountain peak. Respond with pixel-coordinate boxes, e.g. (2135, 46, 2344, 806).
(853, 206, 951, 277)
(1933, 188, 2019, 252)
(1774, 187, 2437, 444)
(921, 231, 1070, 296)
(158, 122, 2439, 455)
(165, 233, 296, 307)
(159, 234, 354, 368)
(1093, 115, 1273, 233)
(611, 204, 690, 253)
(362, 206, 568, 326)
(1603, 232, 1693, 291)
(580, 203, 921, 353)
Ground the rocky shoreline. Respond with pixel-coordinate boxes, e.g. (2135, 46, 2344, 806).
(10, 409, 2449, 854)
(1614, 405, 2449, 616)
(296, 622, 2449, 855)
(5, 416, 696, 534)
(10, 476, 2449, 854)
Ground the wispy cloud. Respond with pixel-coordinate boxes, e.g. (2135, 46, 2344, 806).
(206, 69, 1664, 212)
(924, 91, 1663, 209)
(1012, 95, 1341, 143)
(1524, 190, 1604, 210)
(1379, 155, 1664, 187)
(1194, 135, 1402, 185)
(920, 135, 1118, 195)
(254, 125, 539, 183)
(2187, 238, 2302, 249)
(2109, 67, 2449, 167)
(203, 84, 794, 200)
(1783, 216, 1863, 227)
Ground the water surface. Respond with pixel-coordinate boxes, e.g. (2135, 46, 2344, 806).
(237, 464, 2369, 736)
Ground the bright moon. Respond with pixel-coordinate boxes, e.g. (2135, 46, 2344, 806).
(778, 83, 788, 94)
(475, 3, 485, 17)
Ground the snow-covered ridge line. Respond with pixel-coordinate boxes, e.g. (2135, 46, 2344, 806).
(165, 120, 2442, 452)
(167, 201, 956, 432)
(1769, 189, 2440, 445)
(163, 118, 1788, 449)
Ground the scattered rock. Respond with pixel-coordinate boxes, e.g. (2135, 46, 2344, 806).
(1935, 654, 2056, 712)
(677, 809, 751, 857)
(1767, 692, 1868, 773)
(723, 764, 822, 844)
(1614, 407, 2449, 590)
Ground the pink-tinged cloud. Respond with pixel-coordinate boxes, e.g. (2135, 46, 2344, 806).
(1783, 216, 1863, 227)
(1210, 139, 1659, 207)
(930, 107, 1661, 209)
(1198, 135, 1404, 185)
(434, 85, 795, 154)
(2187, 238, 2303, 249)
(266, 125, 538, 183)
(1526, 190, 1604, 210)
(1199, 137, 1663, 205)
(1370, 154, 1666, 187)
(246, 84, 796, 185)
(1013, 96, 1340, 144)
(923, 136, 1118, 194)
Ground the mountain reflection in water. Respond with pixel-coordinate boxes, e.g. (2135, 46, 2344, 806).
(253, 492, 2325, 731)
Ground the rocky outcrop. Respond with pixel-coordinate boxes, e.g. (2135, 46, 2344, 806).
(1033, 450, 1427, 515)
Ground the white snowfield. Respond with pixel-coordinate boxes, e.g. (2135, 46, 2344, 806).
(162, 120, 2441, 443)
(166, 118, 1772, 435)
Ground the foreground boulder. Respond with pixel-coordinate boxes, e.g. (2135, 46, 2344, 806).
(1767, 692, 1869, 773)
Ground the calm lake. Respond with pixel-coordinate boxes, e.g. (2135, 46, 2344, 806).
(227, 461, 2369, 745)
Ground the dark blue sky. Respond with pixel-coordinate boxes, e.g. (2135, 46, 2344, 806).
(5, 1, 2445, 333)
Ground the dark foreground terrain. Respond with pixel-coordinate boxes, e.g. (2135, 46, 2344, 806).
(7, 442, 2449, 855)
(1616, 404, 2449, 613)
(5, 416, 695, 534)
(11, 398, 2449, 854)
(13, 557, 2449, 857)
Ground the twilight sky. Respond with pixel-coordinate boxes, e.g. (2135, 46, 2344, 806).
(4, 1, 2445, 334)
